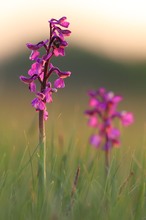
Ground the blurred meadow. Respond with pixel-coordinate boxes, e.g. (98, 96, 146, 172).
(1, 0, 146, 219)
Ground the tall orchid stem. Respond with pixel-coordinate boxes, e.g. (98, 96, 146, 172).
(105, 149, 110, 219)
(38, 110, 46, 202)
(37, 56, 49, 203)
(105, 150, 110, 177)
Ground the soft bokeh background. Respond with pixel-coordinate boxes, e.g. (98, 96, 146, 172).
(1, 0, 146, 150)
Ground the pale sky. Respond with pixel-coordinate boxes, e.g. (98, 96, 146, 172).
(1, 0, 146, 61)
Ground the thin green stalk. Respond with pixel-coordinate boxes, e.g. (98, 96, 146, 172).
(38, 110, 46, 200)
(105, 150, 110, 177)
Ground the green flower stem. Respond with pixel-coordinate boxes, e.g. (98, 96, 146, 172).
(37, 57, 49, 197)
(105, 150, 110, 176)
(38, 110, 46, 198)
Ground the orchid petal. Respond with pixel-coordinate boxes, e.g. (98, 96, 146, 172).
(54, 78, 65, 88)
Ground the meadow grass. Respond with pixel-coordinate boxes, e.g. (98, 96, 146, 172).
(0, 91, 146, 219)
(0, 115, 146, 220)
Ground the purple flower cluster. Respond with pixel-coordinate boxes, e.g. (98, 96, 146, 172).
(20, 17, 71, 120)
(85, 88, 134, 151)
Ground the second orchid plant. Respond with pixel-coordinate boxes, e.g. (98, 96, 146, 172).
(85, 88, 134, 174)
(20, 17, 71, 194)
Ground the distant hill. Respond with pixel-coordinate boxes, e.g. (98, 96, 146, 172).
(1, 46, 146, 96)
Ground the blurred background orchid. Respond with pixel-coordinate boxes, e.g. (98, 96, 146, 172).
(85, 88, 134, 172)
(85, 88, 134, 150)
(85, 88, 134, 171)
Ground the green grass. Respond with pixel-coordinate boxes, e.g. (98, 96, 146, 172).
(0, 81, 146, 219)
(0, 112, 146, 220)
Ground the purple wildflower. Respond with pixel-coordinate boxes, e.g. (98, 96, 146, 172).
(85, 88, 134, 151)
(26, 40, 49, 50)
(49, 17, 70, 28)
(20, 16, 71, 120)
